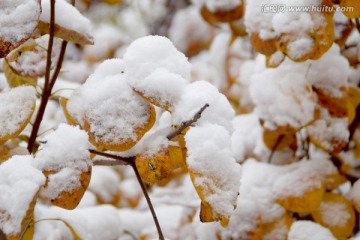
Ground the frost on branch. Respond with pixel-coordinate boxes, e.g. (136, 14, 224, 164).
(34, 124, 92, 209)
(0, 86, 36, 142)
(185, 123, 241, 227)
(0, 0, 41, 58)
(38, 0, 94, 45)
(0, 155, 45, 239)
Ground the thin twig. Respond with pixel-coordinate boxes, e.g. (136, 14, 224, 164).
(89, 149, 134, 165)
(27, 1, 74, 153)
(27, 0, 56, 153)
(268, 134, 285, 163)
(167, 103, 209, 140)
(131, 162, 165, 240)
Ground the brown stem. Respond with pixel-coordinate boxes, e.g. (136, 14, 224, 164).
(89, 149, 134, 165)
(27, 1, 73, 153)
(268, 134, 285, 163)
(167, 103, 209, 140)
(131, 162, 165, 240)
(27, 0, 56, 153)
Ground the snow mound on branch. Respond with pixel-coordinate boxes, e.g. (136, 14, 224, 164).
(0, 0, 41, 45)
(288, 221, 336, 240)
(173, 80, 235, 132)
(0, 155, 45, 236)
(185, 123, 241, 219)
(34, 124, 90, 199)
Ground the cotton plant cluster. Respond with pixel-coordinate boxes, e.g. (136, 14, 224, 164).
(2, 0, 360, 239)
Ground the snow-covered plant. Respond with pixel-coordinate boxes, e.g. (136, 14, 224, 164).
(2, 0, 360, 239)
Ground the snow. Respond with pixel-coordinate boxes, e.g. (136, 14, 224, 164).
(250, 44, 349, 131)
(185, 123, 241, 220)
(34, 124, 91, 199)
(288, 221, 336, 240)
(67, 58, 153, 147)
(245, 0, 322, 40)
(0, 86, 36, 139)
(87, 166, 120, 203)
(34, 204, 122, 240)
(318, 201, 350, 227)
(238, 157, 339, 225)
(192, 0, 242, 12)
(82, 75, 151, 145)
(307, 108, 349, 153)
(173, 81, 235, 132)
(133, 68, 188, 111)
(0, 155, 45, 236)
(169, 6, 214, 55)
(124, 35, 191, 83)
(7, 35, 61, 77)
(40, 0, 93, 44)
(190, 33, 232, 91)
(0, 0, 41, 45)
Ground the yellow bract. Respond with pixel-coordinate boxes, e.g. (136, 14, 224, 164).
(311, 193, 355, 239)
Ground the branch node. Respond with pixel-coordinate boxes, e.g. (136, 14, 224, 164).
(167, 103, 209, 140)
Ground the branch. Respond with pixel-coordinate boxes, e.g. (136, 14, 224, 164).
(167, 103, 209, 140)
(27, 0, 56, 153)
(131, 162, 165, 240)
(27, 0, 74, 153)
(268, 134, 285, 163)
(89, 149, 134, 165)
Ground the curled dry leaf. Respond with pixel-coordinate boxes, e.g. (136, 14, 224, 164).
(0, 86, 36, 142)
(0, 0, 41, 58)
